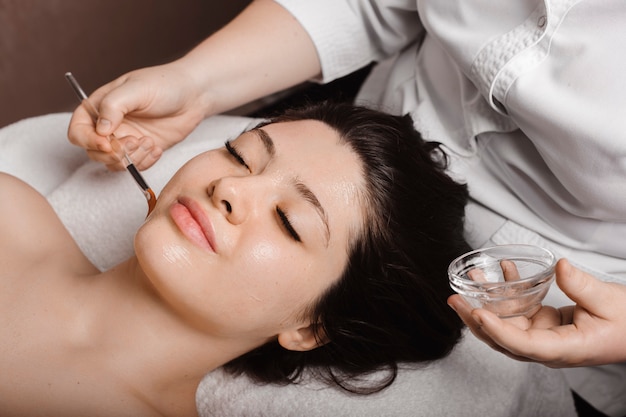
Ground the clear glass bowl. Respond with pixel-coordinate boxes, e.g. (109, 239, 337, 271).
(448, 244, 556, 318)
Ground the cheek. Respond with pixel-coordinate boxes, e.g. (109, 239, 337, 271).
(237, 239, 288, 288)
(135, 222, 172, 281)
(135, 221, 227, 327)
(235, 239, 311, 302)
(135, 219, 203, 292)
(161, 243, 193, 268)
(248, 239, 281, 267)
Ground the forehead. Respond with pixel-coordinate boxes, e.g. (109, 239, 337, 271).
(250, 119, 366, 245)
(252, 118, 362, 182)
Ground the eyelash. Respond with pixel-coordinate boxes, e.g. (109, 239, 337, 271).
(277, 208, 301, 242)
(225, 140, 250, 171)
(224, 140, 301, 242)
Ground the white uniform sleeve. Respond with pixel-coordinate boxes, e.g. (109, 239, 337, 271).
(274, 0, 424, 82)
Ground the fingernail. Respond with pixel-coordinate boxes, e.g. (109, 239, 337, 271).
(97, 118, 111, 134)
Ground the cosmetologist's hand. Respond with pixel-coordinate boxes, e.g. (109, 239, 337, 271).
(448, 259, 626, 368)
(67, 63, 207, 171)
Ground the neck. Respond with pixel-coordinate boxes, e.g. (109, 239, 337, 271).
(69, 257, 251, 412)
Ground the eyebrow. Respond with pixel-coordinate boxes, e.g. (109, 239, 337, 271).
(253, 127, 275, 158)
(252, 128, 331, 246)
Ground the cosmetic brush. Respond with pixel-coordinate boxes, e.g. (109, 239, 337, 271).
(64, 72, 156, 215)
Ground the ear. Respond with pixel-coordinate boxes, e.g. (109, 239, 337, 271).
(277, 324, 328, 352)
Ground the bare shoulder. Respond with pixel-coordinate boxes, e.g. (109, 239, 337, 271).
(0, 173, 93, 269)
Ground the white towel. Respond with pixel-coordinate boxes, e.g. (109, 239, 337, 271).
(197, 330, 576, 417)
(0, 113, 576, 417)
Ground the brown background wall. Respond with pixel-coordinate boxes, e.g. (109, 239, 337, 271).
(0, 0, 251, 128)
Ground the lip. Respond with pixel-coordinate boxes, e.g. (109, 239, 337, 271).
(169, 197, 217, 253)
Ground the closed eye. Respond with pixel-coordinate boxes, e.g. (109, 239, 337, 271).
(225, 140, 250, 171)
(277, 207, 301, 242)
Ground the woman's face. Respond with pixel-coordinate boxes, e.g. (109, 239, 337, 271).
(135, 119, 365, 346)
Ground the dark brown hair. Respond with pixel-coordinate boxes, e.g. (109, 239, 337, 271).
(224, 101, 470, 394)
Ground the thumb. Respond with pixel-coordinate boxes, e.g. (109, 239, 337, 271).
(556, 259, 608, 316)
(95, 117, 115, 137)
(93, 79, 141, 137)
(95, 94, 129, 137)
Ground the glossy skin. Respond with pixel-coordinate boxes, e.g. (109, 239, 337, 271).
(0, 119, 365, 416)
(449, 259, 626, 368)
(136, 119, 365, 345)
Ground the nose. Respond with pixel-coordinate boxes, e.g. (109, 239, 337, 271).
(208, 176, 263, 225)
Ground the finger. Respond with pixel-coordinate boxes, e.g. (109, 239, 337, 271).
(556, 305, 575, 325)
(119, 136, 163, 171)
(447, 295, 554, 362)
(84, 136, 129, 170)
(555, 259, 612, 318)
(473, 310, 539, 355)
(447, 295, 501, 348)
(468, 268, 487, 282)
(448, 295, 478, 329)
(474, 308, 573, 363)
(84, 149, 126, 171)
(528, 305, 568, 328)
(134, 146, 162, 171)
(104, 160, 127, 172)
(501, 260, 520, 282)
(67, 106, 113, 153)
(93, 77, 148, 137)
